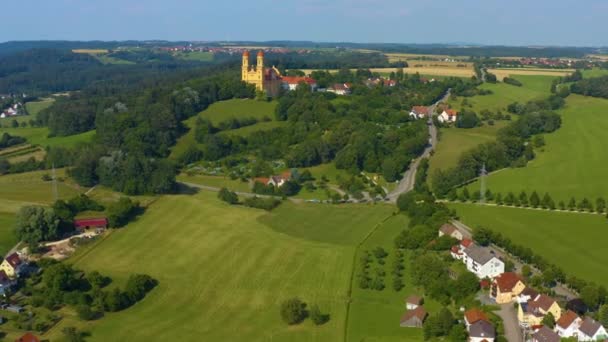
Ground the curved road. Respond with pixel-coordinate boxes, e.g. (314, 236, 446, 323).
(387, 89, 449, 202)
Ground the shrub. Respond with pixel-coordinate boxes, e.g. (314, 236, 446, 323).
(280, 298, 306, 325)
(218, 187, 239, 204)
(309, 304, 329, 325)
(243, 196, 281, 211)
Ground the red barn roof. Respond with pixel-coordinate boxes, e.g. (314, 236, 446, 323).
(281, 76, 317, 85)
(74, 218, 108, 229)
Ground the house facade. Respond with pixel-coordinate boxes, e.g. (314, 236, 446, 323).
(518, 294, 562, 327)
(0, 253, 23, 279)
(491, 272, 525, 304)
(469, 320, 495, 342)
(554, 310, 582, 338)
(409, 106, 429, 119)
(281, 76, 318, 92)
(327, 83, 351, 95)
(461, 244, 505, 279)
(578, 317, 608, 341)
(438, 223, 463, 240)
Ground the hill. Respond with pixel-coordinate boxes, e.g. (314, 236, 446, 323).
(46, 191, 397, 341)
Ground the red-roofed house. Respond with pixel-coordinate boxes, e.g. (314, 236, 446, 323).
(281, 76, 318, 91)
(400, 306, 427, 328)
(1, 253, 23, 278)
(491, 272, 525, 304)
(253, 171, 292, 188)
(327, 83, 351, 95)
(409, 106, 429, 119)
(555, 310, 581, 338)
(451, 238, 474, 260)
(74, 218, 108, 232)
(518, 294, 562, 327)
(464, 308, 488, 327)
(438, 223, 463, 240)
(15, 332, 40, 342)
(439, 109, 458, 123)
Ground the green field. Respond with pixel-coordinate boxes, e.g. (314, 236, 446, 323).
(217, 121, 286, 137)
(464, 95, 608, 203)
(0, 213, 19, 256)
(171, 99, 277, 158)
(582, 68, 608, 78)
(449, 202, 608, 287)
(0, 169, 83, 209)
(347, 214, 438, 342)
(449, 75, 555, 113)
(25, 98, 55, 117)
(176, 173, 252, 193)
(0, 127, 95, 148)
(173, 51, 214, 62)
(47, 191, 395, 341)
(429, 122, 508, 180)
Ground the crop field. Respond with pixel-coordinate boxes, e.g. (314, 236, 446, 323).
(428, 122, 509, 181)
(171, 99, 277, 159)
(463, 95, 608, 204)
(385, 53, 469, 62)
(347, 214, 438, 342)
(449, 203, 608, 287)
(449, 75, 555, 113)
(44, 191, 395, 341)
(0, 127, 95, 148)
(0, 169, 83, 209)
(488, 68, 574, 80)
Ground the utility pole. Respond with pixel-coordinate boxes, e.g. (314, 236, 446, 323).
(480, 163, 487, 204)
(52, 163, 58, 202)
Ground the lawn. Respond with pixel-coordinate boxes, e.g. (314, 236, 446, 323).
(217, 121, 286, 137)
(429, 122, 509, 181)
(176, 173, 252, 193)
(44, 191, 394, 341)
(347, 214, 438, 342)
(25, 98, 55, 117)
(449, 75, 555, 113)
(464, 95, 608, 204)
(449, 202, 608, 287)
(0, 169, 83, 209)
(170, 99, 277, 159)
(172, 51, 214, 62)
(582, 68, 608, 78)
(301, 163, 351, 185)
(0, 127, 95, 148)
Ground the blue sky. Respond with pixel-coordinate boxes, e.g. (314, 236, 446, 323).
(4, 0, 607, 46)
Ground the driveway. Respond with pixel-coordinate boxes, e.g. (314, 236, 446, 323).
(497, 303, 523, 342)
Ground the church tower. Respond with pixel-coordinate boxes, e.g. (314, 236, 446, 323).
(241, 50, 282, 97)
(242, 50, 249, 80)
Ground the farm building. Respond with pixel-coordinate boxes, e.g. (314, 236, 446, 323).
(438, 223, 463, 240)
(491, 272, 525, 304)
(74, 217, 108, 232)
(405, 295, 422, 310)
(438, 109, 458, 123)
(399, 306, 427, 328)
(532, 326, 560, 342)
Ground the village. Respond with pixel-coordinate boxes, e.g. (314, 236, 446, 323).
(395, 223, 608, 342)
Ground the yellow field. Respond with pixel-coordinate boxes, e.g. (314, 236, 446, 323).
(72, 49, 109, 54)
(489, 68, 574, 80)
(385, 52, 469, 62)
(588, 54, 608, 61)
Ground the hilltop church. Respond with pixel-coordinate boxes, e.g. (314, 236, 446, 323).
(241, 50, 282, 97)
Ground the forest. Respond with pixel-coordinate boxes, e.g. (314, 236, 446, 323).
(571, 76, 608, 99)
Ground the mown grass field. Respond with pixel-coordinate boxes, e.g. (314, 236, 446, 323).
(45, 191, 395, 341)
(347, 214, 438, 342)
(170, 99, 277, 158)
(464, 95, 608, 203)
(217, 121, 286, 137)
(449, 75, 555, 113)
(0, 127, 95, 148)
(429, 122, 509, 180)
(0, 213, 19, 256)
(176, 174, 252, 193)
(582, 68, 608, 78)
(172, 51, 214, 62)
(449, 203, 608, 287)
(0, 169, 83, 209)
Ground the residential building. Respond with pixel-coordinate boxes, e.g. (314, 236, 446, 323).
(491, 272, 525, 304)
(400, 306, 427, 328)
(253, 171, 292, 188)
(518, 294, 562, 327)
(327, 83, 351, 95)
(409, 106, 429, 119)
(464, 308, 488, 327)
(532, 326, 560, 342)
(438, 223, 463, 240)
(554, 310, 581, 338)
(516, 287, 539, 304)
(577, 317, 608, 341)
(438, 109, 458, 123)
(405, 295, 423, 310)
(241, 51, 283, 97)
(461, 244, 504, 279)
(0, 253, 23, 279)
(450, 238, 473, 260)
(468, 320, 495, 342)
(281, 76, 318, 92)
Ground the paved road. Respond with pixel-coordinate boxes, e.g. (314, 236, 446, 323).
(497, 303, 523, 342)
(387, 89, 447, 202)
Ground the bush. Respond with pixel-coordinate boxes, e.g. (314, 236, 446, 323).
(218, 187, 239, 204)
(503, 77, 523, 87)
(280, 298, 307, 325)
(243, 196, 281, 211)
(107, 197, 140, 228)
(309, 304, 329, 325)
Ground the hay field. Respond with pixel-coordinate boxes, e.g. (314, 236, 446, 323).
(488, 68, 574, 80)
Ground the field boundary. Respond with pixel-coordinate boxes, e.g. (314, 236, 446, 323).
(343, 213, 396, 342)
(442, 199, 606, 216)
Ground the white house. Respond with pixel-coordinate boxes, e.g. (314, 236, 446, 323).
(405, 295, 422, 310)
(450, 238, 473, 260)
(409, 106, 429, 119)
(438, 109, 458, 123)
(461, 244, 504, 279)
(555, 310, 582, 338)
(327, 83, 351, 95)
(578, 317, 608, 341)
(281, 76, 318, 91)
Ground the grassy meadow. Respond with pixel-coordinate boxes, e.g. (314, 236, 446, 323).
(347, 214, 439, 342)
(0, 169, 83, 209)
(449, 75, 555, 113)
(176, 173, 252, 193)
(43, 191, 398, 341)
(170, 99, 277, 158)
(0, 126, 95, 148)
(0, 213, 19, 256)
(582, 68, 608, 78)
(464, 94, 608, 203)
(449, 203, 608, 287)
